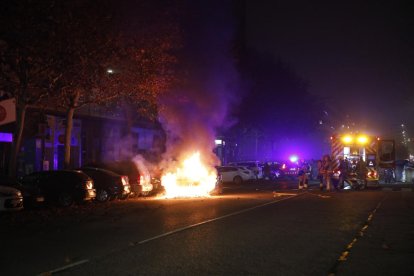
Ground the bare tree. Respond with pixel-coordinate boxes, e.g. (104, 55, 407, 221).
(48, 1, 179, 168)
(0, 1, 60, 176)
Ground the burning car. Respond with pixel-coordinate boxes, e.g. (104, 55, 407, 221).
(160, 152, 219, 198)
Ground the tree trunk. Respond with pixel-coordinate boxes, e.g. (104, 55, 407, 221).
(64, 106, 75, 169)
(9, 103, 27, 178)
(64, 90, 80, 169)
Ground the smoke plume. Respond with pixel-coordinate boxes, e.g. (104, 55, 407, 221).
(159, 1, 239, 167)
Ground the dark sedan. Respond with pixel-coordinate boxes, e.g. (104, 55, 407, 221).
(80, 167, 131, 202)
(20, 170, 96, 207)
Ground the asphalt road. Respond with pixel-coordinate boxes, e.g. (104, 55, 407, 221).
(1, 180, 414, 276)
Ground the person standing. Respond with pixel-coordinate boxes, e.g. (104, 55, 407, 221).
(298, 164, 308, 190)
(338, 157, 349, 189)
(322, 155, 333, 191)
(356, 157, 367, 187)
(317, 159, 324, 190)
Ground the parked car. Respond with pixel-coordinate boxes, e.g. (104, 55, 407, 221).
(279, 161, 300, 178)
(262, 162, 282, 180)
(80, 167, 130, 202)
(85, 161, 158, 197)
(235, 166, 257, 180)
(216, 166, 253, 184)
(227, 161, 262, 179)
(0, 185, 23, 211)
(1, 175, 43, 209)
(20, 170, 96, 207)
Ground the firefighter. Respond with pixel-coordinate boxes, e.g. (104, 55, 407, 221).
(298, 164, 308, 190)
(356, 157, 367, 186)
(322, 154, 333, 191)
(338, 156, 349, 189)
(317, 159, 324, 190)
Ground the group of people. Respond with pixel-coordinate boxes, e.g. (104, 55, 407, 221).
(316, 155, 334, 191)
(298, 155, 368, 191)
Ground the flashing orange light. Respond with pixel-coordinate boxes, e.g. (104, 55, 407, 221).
(342, 135, 353, 144)
(357, 136, 368, 144)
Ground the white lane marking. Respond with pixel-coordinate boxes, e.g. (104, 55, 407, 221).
(39, 259, 89, 275)
(134, 193, 303, 245)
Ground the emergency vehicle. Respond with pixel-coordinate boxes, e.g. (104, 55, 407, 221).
(330, 133, 395, 188)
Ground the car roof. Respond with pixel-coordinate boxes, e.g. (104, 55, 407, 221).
(25, 170, 89, 177)
(81, 167, 121, 177)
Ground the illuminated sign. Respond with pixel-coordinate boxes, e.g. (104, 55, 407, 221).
(0, 132, 13, 142)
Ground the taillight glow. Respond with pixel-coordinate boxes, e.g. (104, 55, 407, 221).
(121, 176, 129, 186)
(367, 171, 378, 177)
(86, 181, 93, 190)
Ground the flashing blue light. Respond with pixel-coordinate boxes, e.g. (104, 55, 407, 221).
(0, 132, 13, 142)
(289, 155, 298, 163)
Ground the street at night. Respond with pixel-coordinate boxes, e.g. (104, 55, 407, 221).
(1, 180, 414, 275)
(1, 1, 414, 275)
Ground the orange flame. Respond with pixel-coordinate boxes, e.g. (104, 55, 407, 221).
(161, 152, 217, 198)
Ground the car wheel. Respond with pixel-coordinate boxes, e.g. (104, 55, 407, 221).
(119, 194, 129, 200)
(233, 176, 243, 185)
(96, 189, 110, 202)
(58, 193, 73, 207)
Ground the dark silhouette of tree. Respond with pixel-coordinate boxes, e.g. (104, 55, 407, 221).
(1, 0, 180, 171)
(44, 1, 179, 169)
(236, 50, 323, 140)
(0, 0, 61, 176)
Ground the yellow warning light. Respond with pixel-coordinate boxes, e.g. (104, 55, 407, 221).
(357, 136, 368, 144)
(342, 135, 353, 144)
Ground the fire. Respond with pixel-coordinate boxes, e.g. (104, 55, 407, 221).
(161, 152, 217, 198)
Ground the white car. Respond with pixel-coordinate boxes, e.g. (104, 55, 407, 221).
(0, 185, 23, 211)
(217, 166, 254, 184)
(227, 161, 262, 179)
(236, 166, 257, 180)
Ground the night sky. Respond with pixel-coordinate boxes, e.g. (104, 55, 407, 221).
(246, 1, 414, 137)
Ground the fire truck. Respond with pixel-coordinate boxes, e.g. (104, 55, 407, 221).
(330, 133, 395, 188)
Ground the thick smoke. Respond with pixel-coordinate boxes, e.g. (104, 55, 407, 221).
(159, 1, 239, 167)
